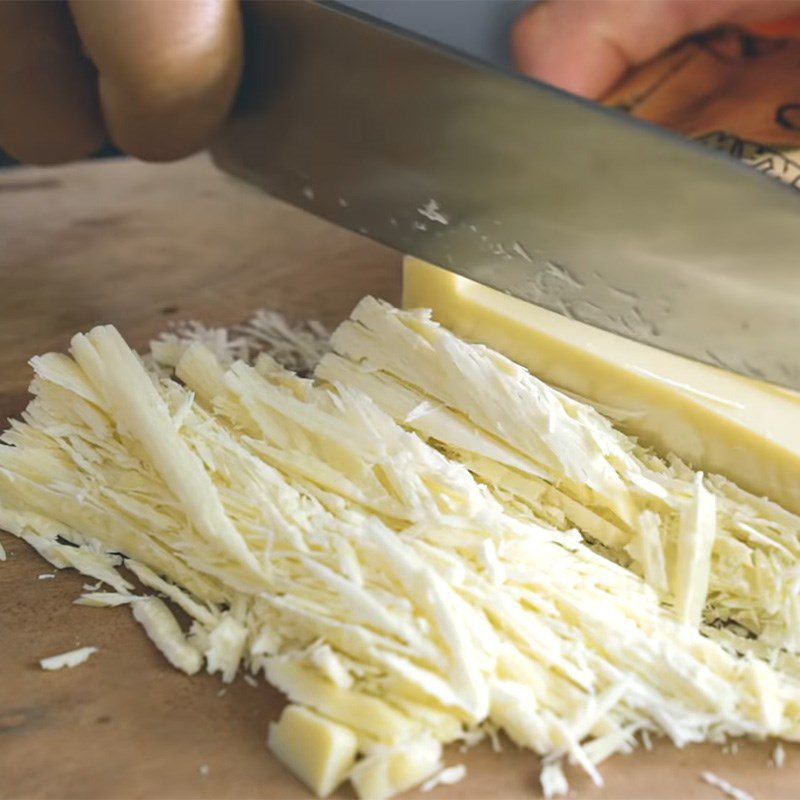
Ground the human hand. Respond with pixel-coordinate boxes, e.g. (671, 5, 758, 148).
(512, 0, 800, 99)
(7, 1, 798, 167)
(0, 0, 241, 165)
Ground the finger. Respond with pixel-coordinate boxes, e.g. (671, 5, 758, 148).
(0, 1, 104, 165)
(70, 0, 242, 162)
(511, 0, 800, 99)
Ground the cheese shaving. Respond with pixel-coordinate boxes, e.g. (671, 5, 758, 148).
(76, 592, 143, 607)
(701, 771, 754, 800)
(4, 299, 800, 799)
(421, 764, 467, 792)
(319, 298, 800, 655)
(674, 473, 717, 627)
(39, 646, 97, 670)
(132, 597, 202, 675)
(540, 761, 569, 799)
(151, 308, 329, 376)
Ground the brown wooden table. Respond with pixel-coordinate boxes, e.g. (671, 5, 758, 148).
(1, 156, 796, 799)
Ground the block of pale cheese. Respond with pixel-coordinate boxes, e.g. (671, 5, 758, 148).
(267, 704, 358, 798)
(403, 257, 800, 515)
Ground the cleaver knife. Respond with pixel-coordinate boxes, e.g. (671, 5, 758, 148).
(211, 0, 800, 390)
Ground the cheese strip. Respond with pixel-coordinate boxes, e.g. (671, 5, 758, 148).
(40, 646, 97, 670)
(75, 592, 144, 607)
(7, 316, 800, 800)
(402, 257, 800, 516)
(319, 295, 800, 656)
(132, 597, 203, 675)
(70, 326, 265, 587)
(176, 338, 800, 753)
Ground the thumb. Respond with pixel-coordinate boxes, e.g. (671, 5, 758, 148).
(512, 0, 800, 99)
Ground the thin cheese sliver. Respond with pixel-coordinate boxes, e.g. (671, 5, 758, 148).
(132, 597, 202, 675)
(39, 646, 97, 670)
(75, 592, 143, 607)
(673, 473, 717, 627)
(701, 771, 754, 800)
(5, 299, 800, 800)
(70, 326, 265, 588)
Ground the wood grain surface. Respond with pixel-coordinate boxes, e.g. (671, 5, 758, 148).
(1, 157, 798, 800)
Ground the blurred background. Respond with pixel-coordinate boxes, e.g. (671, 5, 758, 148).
(343, 0, 531, 69)
(0, 0, 531, 167)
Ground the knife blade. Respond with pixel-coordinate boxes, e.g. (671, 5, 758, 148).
(211, 0, 800, 390)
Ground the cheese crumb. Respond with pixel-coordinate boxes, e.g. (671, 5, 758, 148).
(38, 573, 55, 580)
(39, 646, 97, 671)
(417, 199, 449, 226)
(701, 771, 754, 800)
(310, 643, 353, 690)
(152, 308, 329, 376)
(421, 764, 467, 792)
(205, 616, 247, 683)
(540, 761, 569, 799)
(772, 742, 786, 768)
(199, 764, 210, 777)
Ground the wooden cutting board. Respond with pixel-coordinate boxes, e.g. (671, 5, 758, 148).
(5, 24, 800, 795)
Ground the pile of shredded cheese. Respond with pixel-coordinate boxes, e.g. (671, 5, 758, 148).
(3, 298, 800, 799)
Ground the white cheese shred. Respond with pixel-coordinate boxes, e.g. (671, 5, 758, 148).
(421, 764, 467, 792)
(132, 597, 202, 675)
(39, 646, 97, 671)
(5, 298, 800, 800)
(701, 771, 754, 800)
(674, 473, 717, 627)
(540, 761, 569, 799)
(75, 592, 143, 607)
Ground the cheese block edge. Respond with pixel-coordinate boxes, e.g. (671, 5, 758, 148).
(402, 257, 800, 515)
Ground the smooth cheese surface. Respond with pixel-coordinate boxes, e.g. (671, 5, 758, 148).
(268, 704, 358, 798)
(402, 258, 800, 515)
